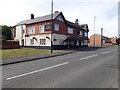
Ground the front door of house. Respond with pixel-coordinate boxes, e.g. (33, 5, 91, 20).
(22, 39, 24, 47)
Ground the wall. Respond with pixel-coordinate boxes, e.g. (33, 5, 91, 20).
(15, 25, 26, 46)
(52, 33, 67, 45)
(89, 34, 101, 47)
(0, 41, 20, 49)
(25, 33, 51, 46)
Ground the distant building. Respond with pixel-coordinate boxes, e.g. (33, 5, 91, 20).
(88, 34, 112, 47)
(12, 11, 89, 49)
(110, 37, 117, 44)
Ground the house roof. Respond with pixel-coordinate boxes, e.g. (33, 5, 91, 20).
(16, 12, 61, 26)
(16, 11, 88, 31)
(66, 20, 83, 29)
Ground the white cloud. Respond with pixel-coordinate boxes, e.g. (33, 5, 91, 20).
(0, 0, 118, 37)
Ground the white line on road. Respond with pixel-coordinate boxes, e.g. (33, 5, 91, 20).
(102, 51, 111, 55)
(81, 54, 98, 60)
(6, 62, 69, 80)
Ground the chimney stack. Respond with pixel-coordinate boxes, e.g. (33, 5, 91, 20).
(75, 19, 79, 25)
(31, 14, 34, 19)
(55, 11, 59, 13)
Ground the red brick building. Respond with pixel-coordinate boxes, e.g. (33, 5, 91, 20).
(13, 11, 89, 49)
(110, 37, 117, 44)
(88, 34, 112, 47)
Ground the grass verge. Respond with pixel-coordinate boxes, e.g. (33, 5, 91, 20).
(1, 48, 59, 60)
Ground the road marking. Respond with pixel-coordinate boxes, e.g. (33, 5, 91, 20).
(6, 62, 69, 80)
(81, 54, 98, 60)
(102, 51, 111, 54)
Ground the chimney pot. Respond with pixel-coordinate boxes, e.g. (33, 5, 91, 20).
(75, 19, 79, 25)
(55, 11, 59, 13)
(31, 14, 34, 19)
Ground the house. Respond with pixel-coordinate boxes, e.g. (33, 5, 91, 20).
(13, 11, 89, 49)
(110, 37, 117, 44)
(88, 34, 112, 47)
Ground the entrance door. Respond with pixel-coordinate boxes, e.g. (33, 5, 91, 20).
(22, 39, 24, 47)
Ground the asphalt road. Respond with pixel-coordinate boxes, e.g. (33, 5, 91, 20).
(2, 46, 118, 88)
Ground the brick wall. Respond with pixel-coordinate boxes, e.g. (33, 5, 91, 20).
(0, 40, 20, 49)
(88, 34, 102, 47)
(88, 34, 113, 47)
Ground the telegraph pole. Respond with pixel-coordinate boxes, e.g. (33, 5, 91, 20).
(51, 0, 53, 53)
(94, 16, 96, 47)
(101, 27, 103, 47)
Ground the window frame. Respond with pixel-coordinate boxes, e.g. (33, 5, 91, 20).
(40, 39, 46, 45)
(40, 25, 45, 33)
(54, 23, 59, 31)
(67, 27, 73, 34)
(30, 39, 34, 45)
(28, 27, 36, 34)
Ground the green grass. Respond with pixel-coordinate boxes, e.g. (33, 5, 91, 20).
(1, 48, 53, 59)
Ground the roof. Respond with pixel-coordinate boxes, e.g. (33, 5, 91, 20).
(16, 12, 61, 26)
(66, 20, 83, 29)
(16, 11, 88, 31)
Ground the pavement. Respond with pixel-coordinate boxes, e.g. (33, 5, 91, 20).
(2, 46, 118, 88)
(1, 46, 106, 66)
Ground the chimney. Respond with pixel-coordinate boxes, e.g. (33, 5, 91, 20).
(31, 14, 34, 19)
(55, 11, 59, 13)
(75, 19, 79, 25)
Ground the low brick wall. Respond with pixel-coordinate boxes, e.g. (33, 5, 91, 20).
(0, 40, 20, 49)
(102, 43, 112, 46)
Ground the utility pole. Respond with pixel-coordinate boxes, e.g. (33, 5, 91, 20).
(94, 16, 96, 47)
(51, 0, 53, 53)
(101, 27, 103, 47)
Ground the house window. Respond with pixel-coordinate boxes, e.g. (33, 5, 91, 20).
(80, 31, 83, 37)
(67, 27, 73, 34)
(30, 39, 34, 45)
(85, 32, 88, 37)
(28, 27, 35, 34)
(45, 24, 52, 30)
(40, 25, 45, 33)
(54, 24, 59, 31)
(84, 40, 88, 45)
(40, 39, 46, 45)
(57, 15, 63, 22)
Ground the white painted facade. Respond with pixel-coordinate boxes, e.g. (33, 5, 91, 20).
(24, 33, 67, 46)
(14, 25, 26, 46)
(52, 34, 67, 45)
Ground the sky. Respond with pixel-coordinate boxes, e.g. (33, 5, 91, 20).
(0, 0, 119, 37)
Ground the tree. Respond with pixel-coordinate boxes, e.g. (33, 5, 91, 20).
(0, 25, 12, 40)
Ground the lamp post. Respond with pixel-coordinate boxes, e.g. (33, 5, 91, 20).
(51, 0, 53, 53)
(101, 27, 103, 47)
(94, 16, 96, 47)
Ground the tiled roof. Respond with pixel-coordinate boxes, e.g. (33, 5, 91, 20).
(16, 11, 88, 31)
(16, 12, 61, 26)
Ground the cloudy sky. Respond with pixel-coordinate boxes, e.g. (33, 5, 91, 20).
(0, 0, 119, 37)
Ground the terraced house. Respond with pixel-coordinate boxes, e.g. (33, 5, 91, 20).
(13, 11, 89, 49)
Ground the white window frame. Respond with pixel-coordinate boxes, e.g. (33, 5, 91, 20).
(28, 27, 35, 34)
(57, 15, 64, 22)
(80, 31, 83, 37)
(40, 39, 46, 45)
(40, 25, 45, 33)
(85, 32, 88, 37)
(67, 27, 73, 34)
(54, 24, 59, 31)
(30, 39, 34, 45)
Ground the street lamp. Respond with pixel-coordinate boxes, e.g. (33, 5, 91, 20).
(94, 16, 96, 47)
(51, 0, 53, 53)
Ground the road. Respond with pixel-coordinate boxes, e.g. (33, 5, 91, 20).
(2, 46, 118, 88)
